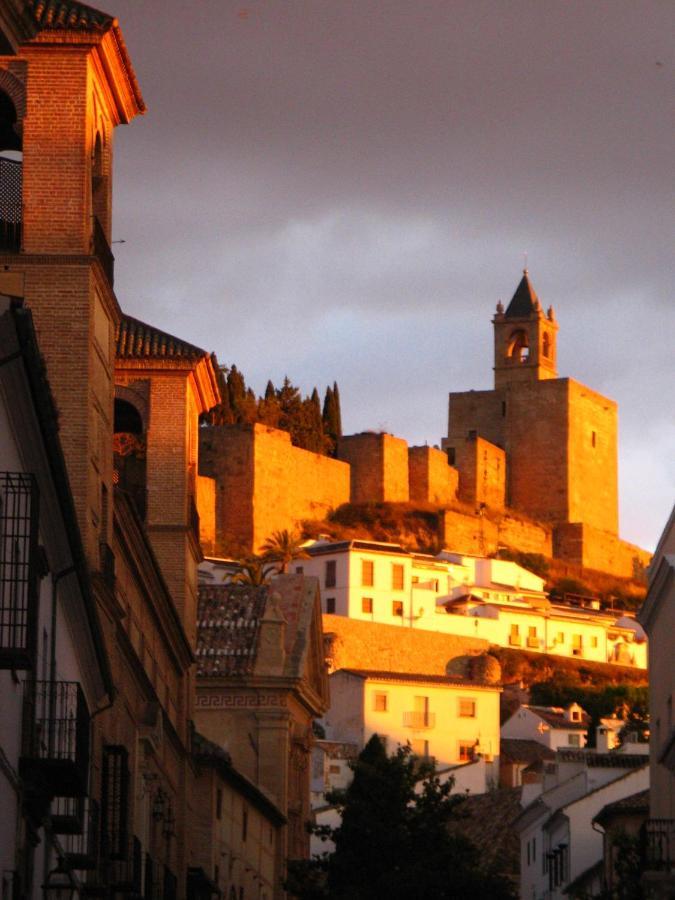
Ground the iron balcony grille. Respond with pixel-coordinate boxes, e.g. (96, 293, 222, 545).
(0, 156, 22, 252)
(20, 679, 90, 797)
(60, 797, 100, 871)
(108, 835, 143, 896)
(101, 745, 130, 860)
(92, 216, 114, 287)
(642, 819, 675, 873)
(403, 711, 436, 730)
(0, 472, 39, 669)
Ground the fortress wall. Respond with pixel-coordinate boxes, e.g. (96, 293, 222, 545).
(440, 507, 552, 557)
(196, 474, 216, 557)
(554, 523, 651, 579)
(566, 379, 619, 535)
(504, 378, 570, 523)
(251, 426, 350, 551)
(447, 389, 506, 449)
(338, 432, 409, 503)
(199, 425, 255, 553)
(408, 445, 458, 505)
(322, 613, 488, 676)
(452, 435, 506, 510)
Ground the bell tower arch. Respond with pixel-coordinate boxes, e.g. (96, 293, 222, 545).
(493, 270, 558, 389)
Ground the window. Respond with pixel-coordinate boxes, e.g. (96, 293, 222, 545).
(325, 560, 336, 588)
(591, 430, 596, 448)
(501, 400, 506, 416)
(542, 332, 550, 358)
(325, 597, 336, 614)
(361, 560, 374, 587)
(295, 566, 304, 574)
(570, 708, 581, 722)
(216, 788, 223, 820)
(482, 591, 490, 599)
(392, 564, 404, 591)
(556, 632, 565, 643)
(447, 447, 456, 465)
(458, 698, 476, 718)
(572, 634, 583, 655)
(468, 429, 477, 440)
(242, 806, 248, 842)
(590, 636, 598, 648)
(392, 601, 403, 617)
(101, 745, 130, 860)
(509, 623, 521, 646)
(328, 764, 340, 775)
(459, 741, 475, 762)
(373, 692, 388, 712)
(0, 472, 40, 669)
(361, 597, 373, 614)
(568, 734, 581, 747)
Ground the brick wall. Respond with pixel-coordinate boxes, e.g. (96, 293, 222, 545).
(408, 445, 458, 505)
(338, 432, 409, 503)
(201, 424, 350, 554)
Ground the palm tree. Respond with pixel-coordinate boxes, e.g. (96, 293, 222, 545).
(230, 556, 276, 586)
(260, 529, 310, 574)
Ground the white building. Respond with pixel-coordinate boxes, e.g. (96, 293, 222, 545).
(323, 668, 501, 784)
(296, 539, 647, 668)
(517, 751, 649, 900)
(638, 504, 675, 896)
(502, 703, 590, 751)
(0, 302, 112, 896)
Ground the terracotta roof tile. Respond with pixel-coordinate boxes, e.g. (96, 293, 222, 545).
(593, 789, 649, 826)
(557, 750, 647, 768)
(529, 705, 590, 731)
(116, 314, 208, 361)
(30, 0, 113, 31)
(196, 584, 268, 676)
(336, 668, 499, 689)
(447, 787, 522, 878)
(500, 738, 555, 765)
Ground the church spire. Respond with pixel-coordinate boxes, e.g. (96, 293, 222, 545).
(504, 269, 541, 318)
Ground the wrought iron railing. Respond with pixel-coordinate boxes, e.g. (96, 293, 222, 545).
(92, 216, 114, 287)
(60, 797, 100, 870)
(0, 472, 39, 669)
(20, 679, 90, 797)
(642, 819, 675, 873)
(403, 711, 436, 730)
(0, 156, 22, 252)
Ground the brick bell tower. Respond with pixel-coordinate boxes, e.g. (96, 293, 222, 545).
(0, 1, 144, 565)
(493, 270, 559, 389)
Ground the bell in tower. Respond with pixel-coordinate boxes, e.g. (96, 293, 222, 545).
(493, 270, 559, 389)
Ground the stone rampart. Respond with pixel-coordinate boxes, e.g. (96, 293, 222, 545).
(338, 432, 409, 503)
(554, 523, 651, 580)
(440, 507, 552, 557)
(452, 434, 506, 511)
(200, 424, 350, 554)
(322, 613, 488, 676)
(408, 445, 458, 505)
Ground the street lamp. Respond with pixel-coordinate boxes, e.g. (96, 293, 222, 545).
(42, 861, 77, 900)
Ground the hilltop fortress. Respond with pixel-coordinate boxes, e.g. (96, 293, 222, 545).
(199, 273, 649, 579)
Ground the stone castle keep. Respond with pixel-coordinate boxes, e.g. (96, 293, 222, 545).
(198, 272, 649, 579)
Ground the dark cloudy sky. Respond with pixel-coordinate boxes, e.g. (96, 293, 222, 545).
(109, 0, 674, 550)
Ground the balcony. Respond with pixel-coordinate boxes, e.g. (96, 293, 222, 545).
(403, 711, 436, 730)
(20, 680, 90, 797)
(0, 156, 22, 252)
(92, 216, 114, 287)
(527, 636, 539, 648)
(642, 819, 675, 873)
(509, 634, 522, 647)
(60, 798, 100, 870)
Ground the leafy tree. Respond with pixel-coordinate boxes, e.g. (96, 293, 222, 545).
(287, 735, 516, 900)
(260, 529, 309, 574)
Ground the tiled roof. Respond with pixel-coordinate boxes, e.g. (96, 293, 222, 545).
(501, 738, 555, 766)
(557, 750, 647, 768)
(335, 668, 499, 689)
(529, 706, 590, 731)
(447, 787, 522, 878)
(196, 584, 268, 676)
(30, 0, 113, 30)
(116, 314, 208, 361)
(593, 789, 649, 827)
(505, 271, 540, 318)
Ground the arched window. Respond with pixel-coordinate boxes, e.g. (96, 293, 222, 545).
(508, 330, 529, 363)
(0, 90, 22, 251)
(113, 398, 147, 519)
(542, 332, 550, 358)
(92, 131, 108, 226)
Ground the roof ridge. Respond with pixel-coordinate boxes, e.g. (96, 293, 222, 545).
(116, 312, 208, 361)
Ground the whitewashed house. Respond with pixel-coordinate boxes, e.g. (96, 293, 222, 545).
(502, 703, 590, 751)
(0, 302, 113, 897)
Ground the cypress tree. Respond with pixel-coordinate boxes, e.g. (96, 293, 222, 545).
(332, 381, 343, 437)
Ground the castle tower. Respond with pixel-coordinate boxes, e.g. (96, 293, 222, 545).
(0, 5, 144, 566)
(493, 270, 559, 389)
